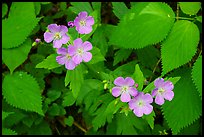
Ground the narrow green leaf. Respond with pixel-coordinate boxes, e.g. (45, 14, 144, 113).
(2, 38, 32, 74)
(36, 54, 61, 70)
(196, 16, 202, 23)
(179, 2, 201, 15)
(112, 2, 129, 19)
(2, 71, 44, 116)
(132, 64, 145, 91)
(2, 3, 8, 18)
(162, 67, 202, 134)
(113, 49, 132, 66)
(2, 128, 17, 135)
(191, 56, 202, 99)
(161, 20, 199, 76)
(109, 2, 175, 49)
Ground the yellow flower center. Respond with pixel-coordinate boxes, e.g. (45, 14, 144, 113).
(122, 86, 128, 92)
(138, 100, 144, 107)
(66, 54, 71, 60)
(54, 32, 61, 40)
(80, 20, 86, 26)
(158, 88, 165, 94)
(77, 48, 84, 55)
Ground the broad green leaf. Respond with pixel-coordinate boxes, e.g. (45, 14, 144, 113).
(46, 89, 61, 102)
(191, 56, 202, 99)
(112, 2, 129, 19)
(36, 54, 61, 70)
(47, 103, 60, 116)
(3, 2, 40, 49)
(161, 20, 199, 76)
(70, 2, 93, 14)
(162, 67, 202, 134)
(113, 49, 132, 66)
(142, 111, 155, 129)
(2, 128, 17, 135)
(2, 38, 32, 74)
(59, 2, 67, 11)
(179, 2, 201, 15)
(2, 111, 14, 121)
(87, 47, 105, 64)
(2, 71, 44, 116)
(65, 65, 84, 98)
(132, 64, 145, 91)
(34, 2, 41, 15)
(62, 91, 76, 107)
(2, 3, 8, 18)
(91, 2, 101, 22)
(109, 2, 175, 49)
(64, 116, 74, 126)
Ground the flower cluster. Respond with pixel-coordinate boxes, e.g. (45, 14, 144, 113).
(111, 77, 174, 117)
(43, 11, 94, 70)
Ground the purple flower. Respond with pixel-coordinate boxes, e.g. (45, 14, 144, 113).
(112, 77, 138, 102)
(56, 47, 77, 70)
(68, 38, 92, 64)
(129, 92, 153, 117)
(44, 24, 70, 48)
(74, 11, 94, 34)
(68, 21, 75, 28)
(152, 78, 174, 105)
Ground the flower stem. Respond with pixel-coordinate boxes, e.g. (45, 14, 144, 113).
(149, 58, 161, 82)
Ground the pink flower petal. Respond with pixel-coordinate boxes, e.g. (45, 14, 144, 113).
(65, 59, 76, 70)
(120, 92, 131, 102)
(48, 24, 60, 33)
(53, 40, 62, 48)
(154, 78, 164, 88)
(128, 98, 136, 110)
(114, 77, 125, 86)
(60, 25, 68, 34)
(163, 90, 174, 101)
(60, 34, 70, 44)
(72, 54, 82, 64)
(124, 77, 135, 86)
(78, 26, 92, 34)
(78, 11, 88, 19)
(74, 38, 83, 47)
(56, 55, 66, 65)
(44, 32, 54, 43)
(68, 45, 77, 56)
(163, 81, 174, 91)
(142, 93, 153, 104)
(128, 87, 138, 97)
(155, 94, 164, 105)
(82, 52, 92, 62)
(133, 107, 143, 117)
(143, 104, 153, 115)
(57, 48, 67, 55)
(86, 16, 94, 26)
(82, 41, 92, 51)
(112, 87, 121, 97)
(151, 88, 158, 97)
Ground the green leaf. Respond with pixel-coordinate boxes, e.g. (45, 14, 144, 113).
(196, 16, 202, 23)
(47, 103, 60, 116)
(179, 2, 201, 15)
(59, 2, 67, 11)
(36, 54, 61, 70)
(2, 38, 32, 74)
(2, 3, 8, 18)
(161, 20, 199, 76)
(112, 2, 129, 19)
(34, 2, 41, 15)
(113, 49, 132, 66)
(191, 56, 202, 99)
(132, 64, 145, 91)
(70, 2, 93, 14)
(162, 67, 202, 134)
(142, 111, 155, 129)
(64, 116, 74, 126)
(2, 111, 14, 121)
(47, 89, 61, 102)
(109, 2, 175, 49)
(87, 47, 105, 64)
(62, 91, 76, 107)
(65, 65, 84, 98)
(28, 120, 52, 135)
(2, 2, 40, 49)
(2, 128, 17, 135)
(2, 71, 44, 116)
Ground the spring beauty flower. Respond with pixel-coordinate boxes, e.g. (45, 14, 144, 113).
(152, 78, 174, 105)
(129, 92, 153, 117)
(112, 77, 138, 102)
(68, 38, 92, 64)
(44, 24, 70, 48)
(74, 11, 94, 34)
(56, 47, 77, 70)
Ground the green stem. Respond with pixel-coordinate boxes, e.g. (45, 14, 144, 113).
(175, 17, 195, 21)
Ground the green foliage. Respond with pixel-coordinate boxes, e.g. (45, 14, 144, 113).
(34, 2, 41, 15)
(196, 16, 202, 23)
(2, 38, 32, 74)
(70, 2, 93, 14)
(87, 47, 105, 64)
(191, 56, 202, 99)
(179, 2, 201, 15)
(2, 111, 14, 121)
(161, 20, 200, 76)
(36, 54, 61, 70)
(113, 49, 132, 66)
(27, 120, 52, 135)
(109, 2, 175, 49)
(2, 2, 40, 49)
(2, 128, 17, 135)
(112, 2, 129, 19)
(2, 71, 44, 116)
(162, 67, 202, 134)
(62, 91, 76, 107)
(142, 111, 155, 129)
(2, 3, 8, 18)
(65, 116, 74, 126)
(132, 64, 145, 91)
(47, 89, 61, 102)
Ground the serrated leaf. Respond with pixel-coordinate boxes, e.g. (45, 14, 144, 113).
(70, 2, 93, 14)
(191, 56, 202, 99)
(113, 49, 132, 66)
(2, 111, 14, 121)
(36, 54, 61, 70)
(179, 2, 201, 15)
(132, 64, 145, 91)
(2, 71, 44, 116)
(2, 3, 8, 18)
(161, 20, 199, 76)
(2, 38, 32, 74)
(112, 2, 129, 19)
(2, 128, 17, 135)
(109, 2, 175, 49)
(3, 2, 40, 49)
(65, 116, 74, 126)
(162, 67, 202, 134)
(87, 47, 105, 64)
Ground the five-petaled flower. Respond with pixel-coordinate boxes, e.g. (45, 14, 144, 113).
(112, 77, 138, 102)
(68, 38, 93, 64)
(74, 11, 94, 34)
(44, 24, 70, 48)
(152, 78, 174, 105)
(129, 92, 153, 117)
(56, 47, 77, 70)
